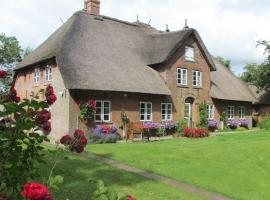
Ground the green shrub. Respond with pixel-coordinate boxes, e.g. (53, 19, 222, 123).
(259, 117, 270, 130)
(236, 127, 247, 132)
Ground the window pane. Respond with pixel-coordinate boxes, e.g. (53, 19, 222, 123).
(103, 101, 110, 108)
(96, 101, 102, 107)
(95, 114, 101, 121)
(103, 115, 109, 121)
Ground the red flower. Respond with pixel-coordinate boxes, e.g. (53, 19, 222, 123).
(87, 100, 96, 110)
(45, 85, 57, 105)
(0, 70, 7, 78)
(36, 110, 51, 124)
(46, 94, 57, 105)
(10, 88, 21, 103)
(60, 135, 72, 145)
(21, 183, 53, 200)
(75, 145, 84, 153)
(102, 125, 111, 134)
(13, 96, 21, 103)
(74, 129, 85, 138)
(127, 195, 136, 200)
(43, 121, 51, 132)
(79, 136, 88, 146)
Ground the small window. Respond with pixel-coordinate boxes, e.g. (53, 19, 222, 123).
(161, 103, 172, 121)
(207, 105, 214, 119)
(177, 68, 187, 86)
(34, 68, 40, 84)
(140, 102, 152, 121)
(95, 100, 111, 122)
(45, 65, 52, 82)
(192, 71, 202, 87)
(238, 106, 245, 119)
(185, 46, 195, 61)
(227, 106, 235, 119)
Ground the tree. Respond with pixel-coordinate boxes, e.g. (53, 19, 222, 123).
(241, 41, 270, 90)
(0, 33, 22, 69)
(217, 56, 231, 70)
(0, 33, 23, 96)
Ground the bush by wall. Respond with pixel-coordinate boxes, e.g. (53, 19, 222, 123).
(182, 128, 209, 138)
(259, 117, 270, 130)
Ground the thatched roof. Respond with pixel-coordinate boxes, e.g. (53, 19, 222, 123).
(16, 10, 216, 95)
(248, 84, 270, 105)
(210, 57, 256, 102)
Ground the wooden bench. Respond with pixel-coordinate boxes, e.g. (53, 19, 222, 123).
(126, 122, 144, 142)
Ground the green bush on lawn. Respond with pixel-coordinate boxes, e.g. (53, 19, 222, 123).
(259, 117, 270, 130)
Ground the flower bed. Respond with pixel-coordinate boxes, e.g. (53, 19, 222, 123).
(90, 124, 118, 144)
(143, 121, 177, 136)
(183, 128, 209, 138)
(228, 119, 240, 129)
(239, 119, 249, 129)
(208, 119, 218, 131)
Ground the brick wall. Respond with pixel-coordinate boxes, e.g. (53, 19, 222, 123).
(14, 61, 70, 142)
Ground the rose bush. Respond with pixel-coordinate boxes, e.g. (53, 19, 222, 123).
(0, 82, 57, 199)
(79, 99, 96, 122)
(183, 128, 209, 138)
(60, 129, 88, 153)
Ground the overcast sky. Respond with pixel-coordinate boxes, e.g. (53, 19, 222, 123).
(1, 0, 269, 75)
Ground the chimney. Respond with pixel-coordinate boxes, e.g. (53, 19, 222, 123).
(84, 0, 100, 15)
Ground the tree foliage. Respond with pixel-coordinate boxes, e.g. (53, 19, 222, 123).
(0, 33, 22, 69)
(217, 56, 231, 70)
(197, 102, 208, 129)
(241, 41, 270, 90)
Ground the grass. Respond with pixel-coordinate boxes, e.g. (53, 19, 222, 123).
(38, 149, 206, 200)
(87, 130, 270, 200)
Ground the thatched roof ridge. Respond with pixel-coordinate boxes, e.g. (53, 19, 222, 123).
(210, 57, 256, 102)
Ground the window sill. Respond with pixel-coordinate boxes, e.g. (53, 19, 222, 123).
(177, 85, 189, 88)
(193, 86, 203, 89)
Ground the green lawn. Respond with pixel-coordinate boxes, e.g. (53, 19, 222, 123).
(87, 130, 270, 200)
(39, 149, 205, 200)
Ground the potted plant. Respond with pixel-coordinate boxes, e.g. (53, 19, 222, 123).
(79, 100, 96, 125)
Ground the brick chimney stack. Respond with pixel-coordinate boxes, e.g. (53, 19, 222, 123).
(84, 0, 100, 15)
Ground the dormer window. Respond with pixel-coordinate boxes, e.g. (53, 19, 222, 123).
(185, 46, 195, 62)
(33, 68, 40, 84)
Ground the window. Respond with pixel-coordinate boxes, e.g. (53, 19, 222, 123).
(161, 103, 172, 121)
(45, 65, 52, 82)
(95, 100, 111, 122)
(177, 68, 187, 85)
(185, 46, 195, 61)
(192, 71, 202, 87)
(140, 102, 152, 121)
(238, 106, 245, 119)
(227, 106, 234, 119)
(34, 68, 40, 84)
(184, 103, 191, 119)
(207, 105, 214, 119)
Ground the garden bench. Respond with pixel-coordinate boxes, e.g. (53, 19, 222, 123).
(126, 122, 147, 142)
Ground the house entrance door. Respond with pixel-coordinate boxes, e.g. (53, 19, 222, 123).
(184, 97, 194, 128)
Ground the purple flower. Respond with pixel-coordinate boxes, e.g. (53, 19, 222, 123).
(208, 119, 218, 128)
(161, 121, 176, 129)
(240, 119, 249, 128)
(228, 119, 239, 129)
(143, 122, 159, 129)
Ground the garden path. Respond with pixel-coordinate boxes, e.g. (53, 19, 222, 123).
(84, 153, 232, 200)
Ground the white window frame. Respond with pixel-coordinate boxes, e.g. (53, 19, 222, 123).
(161, 103, 173, 121)
(238, 106, 245, 119)
(177, 68, 188, 86)
(192, 71, 202, 87)
(227, 106, 235, 120)
(207, 104, 215, 119)
(140, 102, 152, 122)
(185, 46, 195, 62)
(95, 100, 111, 122)
(33, 68, 40, 84)
(45, 65, 52, 82)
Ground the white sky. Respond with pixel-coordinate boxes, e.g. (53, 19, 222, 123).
(1, 0, 270, 75)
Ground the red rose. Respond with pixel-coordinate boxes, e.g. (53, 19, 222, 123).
(75, 145, 84, 153)
(21, 183, 53, 200)
(45, 85, 54, 96)
(60, 135, 72, 145)
(79, 136, 88, 146)
(36, 110, 51, 124)
(74, 129, 85, 138)
(127, 195, 136, 200)
(13, 96, 21, 103)
(0, 70, 7, 78)
(43, 121, 51, 132)
(47, 94, 57, 105)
